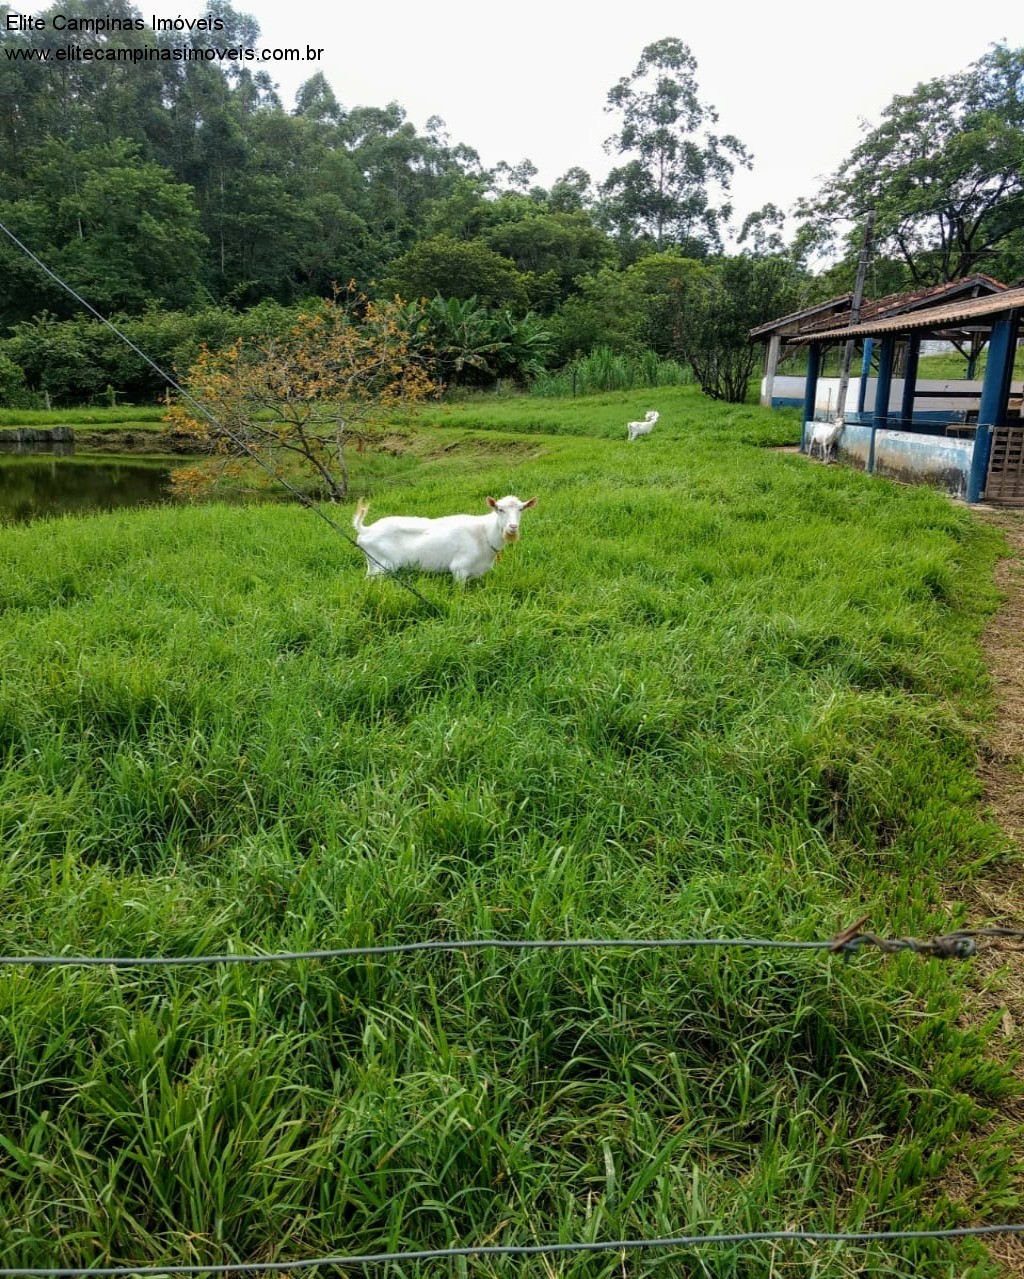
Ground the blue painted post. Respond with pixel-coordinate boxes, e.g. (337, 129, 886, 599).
(800, 343, 821, 452)
(967, 311, 1021, 503)
(900, 332, 921, 429)
(856, 338, 873, 420)
(869, 334, 896, 474)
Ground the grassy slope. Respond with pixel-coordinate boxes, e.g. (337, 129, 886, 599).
(0, 387, 1019, 1276)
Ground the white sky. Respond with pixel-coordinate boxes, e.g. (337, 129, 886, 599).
(23, 0, 1024, 240)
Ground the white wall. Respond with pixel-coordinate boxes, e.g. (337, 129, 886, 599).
(764, 375, 1024, 418)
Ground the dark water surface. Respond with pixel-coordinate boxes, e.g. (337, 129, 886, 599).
(0, 447, 176, 524)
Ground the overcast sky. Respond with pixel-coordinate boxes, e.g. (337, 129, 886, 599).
(29, 0, 1024, 240)
(240, 0, 1018, 230)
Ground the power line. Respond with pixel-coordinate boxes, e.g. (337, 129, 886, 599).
(0, 219, 442, 615)
(4, 1222, 1024, 1275)
(0, 926, 1006, 969)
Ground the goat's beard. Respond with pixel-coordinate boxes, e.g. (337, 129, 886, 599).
(503, 529, 520, 544)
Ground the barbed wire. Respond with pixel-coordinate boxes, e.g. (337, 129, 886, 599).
(2, 925, 1022, 969)
(4, 1222, 1024, 1275)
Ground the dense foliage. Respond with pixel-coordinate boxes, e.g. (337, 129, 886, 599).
(2, 4, 1022, 408)
(797, 42, 1024, 287)
(0, 7, 805, 404)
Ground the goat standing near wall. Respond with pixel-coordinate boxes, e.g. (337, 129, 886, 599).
(808, 419, 844, 463)
(353, 495, 537, 584)
(627, 410, 659, 441)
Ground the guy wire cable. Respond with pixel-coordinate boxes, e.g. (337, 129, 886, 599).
(0, 218, 442, 614)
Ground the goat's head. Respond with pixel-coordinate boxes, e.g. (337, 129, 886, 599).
(487, 494, 537, 543)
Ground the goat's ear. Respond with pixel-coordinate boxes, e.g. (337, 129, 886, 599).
(487, 496, 498, 509)
(523, 497, 538, 509)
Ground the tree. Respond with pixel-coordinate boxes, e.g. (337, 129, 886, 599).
(673, 255, 803, 403)
(167, 294, 436, 502)
(797, 42, 1024, 285)
(383, 235, 532, 311)
(548, 251, 710, 364)
(546, 267, 645, 363)
(599, 38, 751, 255)
(0, 138, 207, 320)
(548, 168, 594, 213)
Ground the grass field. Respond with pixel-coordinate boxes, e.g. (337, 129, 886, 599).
(0, 406, 168, 431)
(0, 387, 1020, 1276)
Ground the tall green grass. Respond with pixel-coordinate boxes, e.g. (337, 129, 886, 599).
(412, 385, 800, 449)
(531, 347, 692, 397)
(0, 396, 1017, 1276)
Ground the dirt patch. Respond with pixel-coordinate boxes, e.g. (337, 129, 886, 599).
(367, 431, 546, 462)
(430, 435, 547, 459)
(941, 506, 1024, 1274)
(970, 506, 1024, 854)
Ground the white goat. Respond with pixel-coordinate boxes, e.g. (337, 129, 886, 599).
(627, 410, 660, 441)
(352, 494, 538, 584)
(808, 418, 844, 463)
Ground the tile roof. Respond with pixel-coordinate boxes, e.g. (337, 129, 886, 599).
(748, 293, 852, 338)
(801, 285, 1024, 341)
(797, 274, 1009, 336)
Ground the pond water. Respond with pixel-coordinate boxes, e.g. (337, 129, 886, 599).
(0, 446, 177, 525)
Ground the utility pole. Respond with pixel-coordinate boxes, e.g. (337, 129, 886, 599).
(834, 209, 875, 421)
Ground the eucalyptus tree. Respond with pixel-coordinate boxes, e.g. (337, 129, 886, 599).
(599, 37, 751, 255)
(797, 42, 1024, 285)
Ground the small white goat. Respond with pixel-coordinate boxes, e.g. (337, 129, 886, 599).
(352, 494, 538, 584)
(627, 410, 660, 441)
(808, 418, 844, 463)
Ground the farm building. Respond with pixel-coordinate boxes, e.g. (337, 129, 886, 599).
(751, 279, 1024, 503)
(751, 275, 1009, 414)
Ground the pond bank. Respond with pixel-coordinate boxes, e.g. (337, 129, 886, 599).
(0, 426, 211, 453)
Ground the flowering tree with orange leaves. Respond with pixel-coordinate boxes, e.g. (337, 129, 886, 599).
(167, 292, 437, 502)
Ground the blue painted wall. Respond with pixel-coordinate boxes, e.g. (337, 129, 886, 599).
(804, 422, 975, 499)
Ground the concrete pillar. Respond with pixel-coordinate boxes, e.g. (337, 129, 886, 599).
(763, 333, 782, 407)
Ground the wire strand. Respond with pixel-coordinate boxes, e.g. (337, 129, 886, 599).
(0, 219, 441, 614)
(0, 927, 998, 968)
(3, 1223, 1024, 1275)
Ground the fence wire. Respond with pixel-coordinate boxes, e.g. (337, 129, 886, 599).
(4, 1223, 1024, 1276)
(2, 925, 1018, 969)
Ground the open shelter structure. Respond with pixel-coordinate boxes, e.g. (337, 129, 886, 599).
(751, 276, 1009, 413)
(756, 284, 1024, 504)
